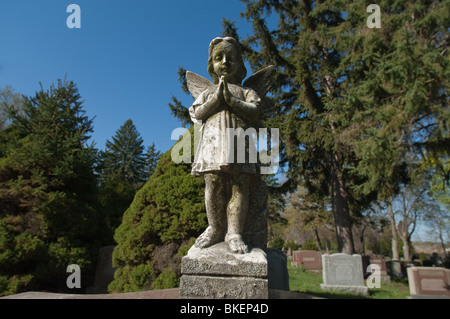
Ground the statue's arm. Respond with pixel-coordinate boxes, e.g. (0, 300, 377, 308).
(192, 92, 219, 121)
(192, 80, 226, 121)
(223, 83, 261, 122)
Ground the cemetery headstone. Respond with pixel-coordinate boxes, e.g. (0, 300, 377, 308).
(297, 250, 322, 272)
(362, 255, 390, 283)
(86, 246, 116, 294)
(291, 250, 301, 267)
(320, 253, 369, 296)
(407, 267, 450, 299)
(386, 260, 403, 279)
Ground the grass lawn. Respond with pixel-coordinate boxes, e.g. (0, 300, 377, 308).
(287, 263, 410, 299)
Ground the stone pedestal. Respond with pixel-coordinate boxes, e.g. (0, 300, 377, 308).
(180, 243, 269, 299)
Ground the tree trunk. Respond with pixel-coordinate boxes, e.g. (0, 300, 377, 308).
(324, 239, 330, 254)
(438, 226, 448, 258)
(360, 225, 367, 256)
(330, 152, 355, 255)
(313, 228, 322, 252)
(401, 234, 412, 263)
(387, 200, 400, 261)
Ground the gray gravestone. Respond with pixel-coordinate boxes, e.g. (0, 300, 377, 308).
(320, 253, 369, 296)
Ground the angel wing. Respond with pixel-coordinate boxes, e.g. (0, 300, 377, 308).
(186, 71, 214, 100)
(243, 65, 276, 118)
(186, 71, 214, 124)
(243, 65, 275, 98)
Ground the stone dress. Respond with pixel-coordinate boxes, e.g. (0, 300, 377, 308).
(189, 83, 261, 177)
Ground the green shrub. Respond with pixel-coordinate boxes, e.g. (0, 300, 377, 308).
(108, 263, 155, 293)
(284, 241, 299, 251)
(109, 127, 207, 293)
(151, 268, 179, 290)
(269, 236, 284, 250)
(301, 240, 319, 251)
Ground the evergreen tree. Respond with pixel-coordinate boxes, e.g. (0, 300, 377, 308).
(344, 0, 449, 257)
(100, 119, 148, 190)
(0, 79, 103, 295)
(168, 67, 193, 127)
(98, 120, 160, 233)
(146, 142, 161, 177)
(0, 86, 24, 132)
(219, 0, 362, 253)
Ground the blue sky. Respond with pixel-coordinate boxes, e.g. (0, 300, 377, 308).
(0, 0, 254, 153)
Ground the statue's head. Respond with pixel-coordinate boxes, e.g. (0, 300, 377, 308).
(207, 37, 247, 85)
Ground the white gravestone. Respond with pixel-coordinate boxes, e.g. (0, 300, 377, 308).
(320, 253, 369, 296)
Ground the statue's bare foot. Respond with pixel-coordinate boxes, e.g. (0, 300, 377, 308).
(225, 233, 249, 254)
(195, 226, 223, 248)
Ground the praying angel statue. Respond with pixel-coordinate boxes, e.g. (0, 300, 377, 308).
(186, 37, 275, 254)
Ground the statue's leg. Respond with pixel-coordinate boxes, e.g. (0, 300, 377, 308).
(225, 173, 250, 254)
(195, 173, 227, 248)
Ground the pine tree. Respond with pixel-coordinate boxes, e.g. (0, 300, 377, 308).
(0, 86, 24, 132)
(223, 0, 361, 253)
(146, 142, 161, 177)
(0, 79, 103, 295)
(98, 119, 160, 233)
(100, 119, 148, 190)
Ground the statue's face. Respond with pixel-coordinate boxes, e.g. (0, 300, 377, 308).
(211, 42, 240, 83)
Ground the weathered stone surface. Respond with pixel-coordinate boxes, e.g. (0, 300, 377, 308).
(180, 275, 268, 299)
(181, 242, 267, 278)
(320, 253, 369, 296)
(180, 242, 271, 299)
(186, 37, 274, 255)
(178, 37, 277, 299)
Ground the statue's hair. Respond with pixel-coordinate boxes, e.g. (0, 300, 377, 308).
(207, 37, 247, 84)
